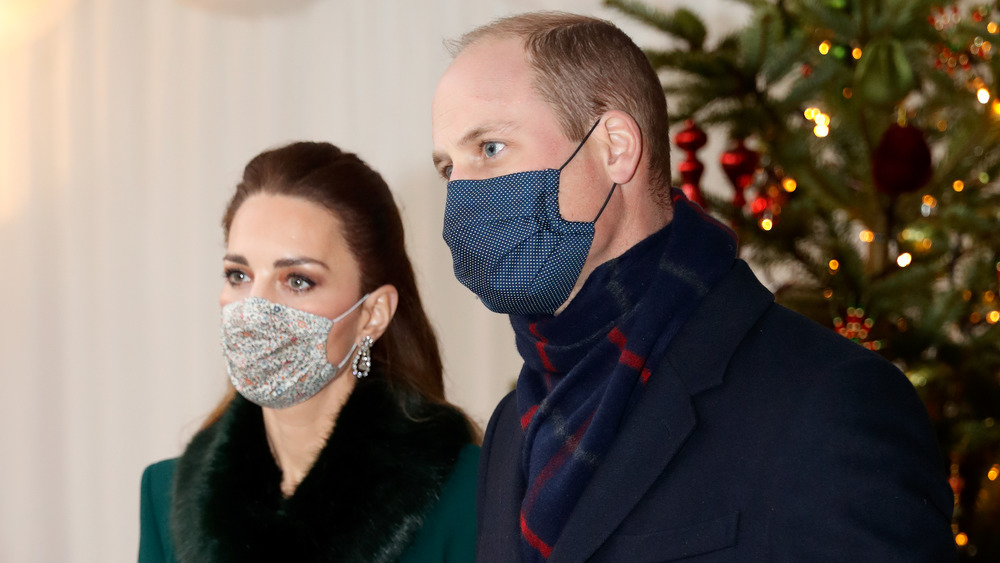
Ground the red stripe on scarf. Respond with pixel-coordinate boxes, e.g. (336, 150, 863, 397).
(520, 412, 595, 558)
(521, 404, 539, 430)
(608, 327, 646, 371)
(530, 322, 556, 372)
(522, 411, 595, 512)
(520, 513, 553, 558)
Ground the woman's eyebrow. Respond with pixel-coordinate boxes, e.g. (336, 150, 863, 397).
(273, 257, 329, 270)
(223, 254, 248, 265)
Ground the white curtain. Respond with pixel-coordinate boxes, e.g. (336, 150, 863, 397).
(0, 0, 747, 560)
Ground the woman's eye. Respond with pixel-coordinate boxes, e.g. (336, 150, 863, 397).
(482, 141, 505, 158)
(225, 270, 248, 285)
(287, 275, 314, 292)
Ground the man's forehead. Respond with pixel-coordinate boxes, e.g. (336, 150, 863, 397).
(439, 36, 528, 93)
(433, 38, 535, 143)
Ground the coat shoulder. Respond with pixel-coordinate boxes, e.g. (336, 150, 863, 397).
(139, 458, 178, 563)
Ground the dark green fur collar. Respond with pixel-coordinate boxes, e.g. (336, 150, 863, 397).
(170, 378, 471, 562)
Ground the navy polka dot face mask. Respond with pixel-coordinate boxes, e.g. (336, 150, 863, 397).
(442, 120, 616, 315)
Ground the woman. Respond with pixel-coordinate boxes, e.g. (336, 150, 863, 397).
(139, 142, 479, 562)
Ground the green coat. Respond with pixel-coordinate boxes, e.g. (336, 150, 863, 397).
(139, 445, 478, 562)
(138, 379, 478, 563)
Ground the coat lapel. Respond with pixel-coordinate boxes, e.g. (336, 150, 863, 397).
(477, 391, 526, 561)
(548, 260, 774, 562)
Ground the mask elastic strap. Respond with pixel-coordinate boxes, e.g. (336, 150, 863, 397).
(592, 183, 618, 222)
(334, 341, 359, 370)
(558, 119, 602, 171)
(331, 292, 371, 323)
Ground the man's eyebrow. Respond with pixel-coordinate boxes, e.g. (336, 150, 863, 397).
(432, 121, 518, 168)
(458, 121, 517, 147)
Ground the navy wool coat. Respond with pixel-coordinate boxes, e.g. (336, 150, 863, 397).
(477, 260, 955, 562)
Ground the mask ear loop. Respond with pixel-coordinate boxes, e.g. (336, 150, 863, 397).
(331, 292, 371, 323)
(558, 119, 602, 171)
(592, 183, 618, 222)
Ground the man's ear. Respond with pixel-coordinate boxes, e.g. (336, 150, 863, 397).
(358, 284, 399, 343)
(600, 110, 643, 185)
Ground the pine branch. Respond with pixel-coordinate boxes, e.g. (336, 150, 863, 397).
(603, 0, 707, 50)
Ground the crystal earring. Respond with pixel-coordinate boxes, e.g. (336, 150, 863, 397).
(352, 335, 374, 378)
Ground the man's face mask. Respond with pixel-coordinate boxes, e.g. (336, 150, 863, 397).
(220, 294, 368, 409)
(442, 120, 616, 315)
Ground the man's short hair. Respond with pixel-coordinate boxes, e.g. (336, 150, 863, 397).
(449, 12, 671, 201)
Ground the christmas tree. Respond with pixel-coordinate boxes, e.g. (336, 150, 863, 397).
(606, 0, 1000, 558)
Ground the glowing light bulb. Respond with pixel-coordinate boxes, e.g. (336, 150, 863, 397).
(978, 87, 991, 104)
(953, 180, 965, 192)
(829, 259, 840, 271)
(782, 178, 797, 192)
(988, 310, 1000, 324)
(851, 47, 863, 59)
(897, 253, 912, 267)
(804, 107, 820, 120)
(814, 124, 830, 137)
(760, 218, 773, 231)
(819, 40, 831, 55)
(859, 230, 874, 243)
(814, 113, 831, 126)
(956, 532, 969, 547)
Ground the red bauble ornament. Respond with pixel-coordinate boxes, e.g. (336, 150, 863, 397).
(750, 194, 770, 215)
(674, 119, 707, 151)
(679, 158, 705, 187)
(872, 123, 933, 196)
(680, 184, 706, 206)
(674, 120, 708, 207)
(720, 139, 760, 208)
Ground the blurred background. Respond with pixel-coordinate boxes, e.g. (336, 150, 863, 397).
(0, 0, 749, 560)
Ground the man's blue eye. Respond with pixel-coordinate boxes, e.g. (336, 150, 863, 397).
(483, 141, 505, 158)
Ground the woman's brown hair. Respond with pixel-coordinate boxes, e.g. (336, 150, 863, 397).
(204, 142, 468, 430)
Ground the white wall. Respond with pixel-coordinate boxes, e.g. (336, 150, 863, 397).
(0, 0, 748, 560)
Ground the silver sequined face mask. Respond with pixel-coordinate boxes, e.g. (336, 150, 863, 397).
(220, 294, 369, 409)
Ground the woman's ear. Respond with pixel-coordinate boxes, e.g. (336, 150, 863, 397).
(600, 110, 643, 185)
(359, 284, 398, 342)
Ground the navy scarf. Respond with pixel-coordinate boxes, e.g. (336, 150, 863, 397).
(512, 190, 738, 561)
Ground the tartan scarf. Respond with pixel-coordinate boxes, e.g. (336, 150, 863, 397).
(511, 190, 738, 561)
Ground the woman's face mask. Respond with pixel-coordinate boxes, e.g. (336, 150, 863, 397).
(220, 294, 368, 409)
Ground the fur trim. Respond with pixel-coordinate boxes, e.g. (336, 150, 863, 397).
(171, 378, 471, 562)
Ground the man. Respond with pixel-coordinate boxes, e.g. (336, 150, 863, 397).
(431, 12, 955, 562)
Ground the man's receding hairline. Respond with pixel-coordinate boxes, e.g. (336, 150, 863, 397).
(444, 30, 521, 59)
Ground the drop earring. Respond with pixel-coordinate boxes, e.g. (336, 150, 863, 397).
(352, 335, 374, 378)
